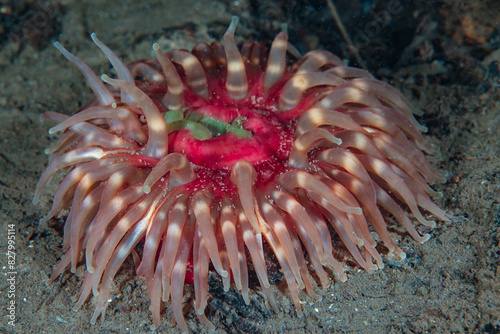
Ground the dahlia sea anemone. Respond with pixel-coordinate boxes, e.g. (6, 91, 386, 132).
(35, 17, 449, 332)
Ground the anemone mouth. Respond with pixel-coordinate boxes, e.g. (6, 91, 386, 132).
(167, 104, 293, 170)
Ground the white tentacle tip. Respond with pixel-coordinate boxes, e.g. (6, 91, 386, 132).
(281, 23, 288, 33)
(420, 234, 431, 243)
(352, 207, 363, 215)
(100, 74, 111, 83)
(227, 16, 239, 34)
(142, 184, 152, 194)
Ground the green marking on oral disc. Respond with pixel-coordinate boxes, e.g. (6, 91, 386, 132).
(185, 121, 212, 140)
(163, 109, 252, 140)
(163, 109, 184, 123)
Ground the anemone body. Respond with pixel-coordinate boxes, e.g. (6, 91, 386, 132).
(35, 17, 449, 332)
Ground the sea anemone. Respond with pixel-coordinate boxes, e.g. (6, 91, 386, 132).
(35, 17, 449, 332)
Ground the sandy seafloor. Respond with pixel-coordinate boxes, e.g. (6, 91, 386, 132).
(0, 0, 499, 333)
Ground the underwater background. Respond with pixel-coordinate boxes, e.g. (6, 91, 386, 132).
(0, 0, 499, 333)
